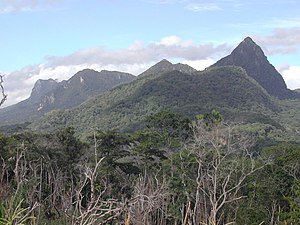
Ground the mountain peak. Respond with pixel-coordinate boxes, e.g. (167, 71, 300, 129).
(231, 36, 266, 61)
(139, 59, 196, 77)
(30, 79, 58, 101)
(212, 37, 298, 99)
(243, 36, 254, 43)
(159, 59, 172, 64)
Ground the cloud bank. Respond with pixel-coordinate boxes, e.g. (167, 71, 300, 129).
(277, 65, 300, 90)
(186, 3, 222, 12)
(0, 0, 61, 13)
(144, 0, 242, 11)
(254, 27, 300, 55)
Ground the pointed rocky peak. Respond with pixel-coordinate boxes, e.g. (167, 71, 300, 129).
(243, 36, 257, 45)
(230, 36, 266, 62)
(211, 37, 298, 99)
(157, 58, 173, 66)
(244, 36, 253, 42)
(139, 59, 196, 77)
(213, 36, 267, 66)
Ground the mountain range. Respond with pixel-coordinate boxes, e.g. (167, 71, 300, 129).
(0, 69, 134, 126)
(0, 37, 299, 138)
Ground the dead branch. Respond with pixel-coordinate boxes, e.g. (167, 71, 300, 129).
(0, 74, 7, 106)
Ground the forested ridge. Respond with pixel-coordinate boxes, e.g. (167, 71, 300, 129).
(0, 110, 300, 225)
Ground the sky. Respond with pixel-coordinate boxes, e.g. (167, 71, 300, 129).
(1, 0, 300, 107)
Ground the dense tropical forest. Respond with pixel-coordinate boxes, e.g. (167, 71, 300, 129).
(1, 38, 300, 225)
(0, 109, 300, 225)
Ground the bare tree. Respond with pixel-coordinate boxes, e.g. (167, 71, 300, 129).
(125, 172, 169, 225)
(0, 74, 7, 106)
(63, 156, 115, 224)
(188, 119, 268, 225)
(0, 142, 39, 225)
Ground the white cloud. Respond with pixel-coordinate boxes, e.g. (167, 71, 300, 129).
(183, 59, 216, 71)
(273, 18, 300, 28)
(142, 0, 241, 11)
(277, 65, 300, 90)
(2, 36, 227, 107)
(0, 0, 61, 14)
(159, 36, 182, 46)
(254, 27, 300, 55)
(186, 3, 221, 12)
(46, 36, 227, 68)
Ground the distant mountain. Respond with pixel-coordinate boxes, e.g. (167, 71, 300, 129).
(4, 37, 299, 136)
(139, 59, 197, 77)
(212, 37, 299, 99)
(30, 65, 279, 138)
(38, 69, 135, 110)
(0, 69, 135, 126)
(29, 79, 60, 103)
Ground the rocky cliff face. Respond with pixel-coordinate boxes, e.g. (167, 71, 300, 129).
(39, 69, 135, 110)
(29, 79, 59, 103)
(212, 37, 299, 99)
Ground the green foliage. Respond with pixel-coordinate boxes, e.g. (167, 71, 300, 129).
(131, 129, 167, 163)
(87, 130, 140, 199)
(30, 66, 280, 138)
(236, 204, 267, 225)
(196, 109, 223, 127)
(162, 149, 197, 221)
(281, 180, 300, 224)
(56, 127, 85, 165)
(0, 192, 36, 225)
(0, 109, 300, 224)
(146, 110, 191, 139)
(236, 143, 300, 224)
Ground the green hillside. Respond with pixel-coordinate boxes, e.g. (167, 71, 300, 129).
(30, 66, 279, 138)
(273, 99, 300, 142)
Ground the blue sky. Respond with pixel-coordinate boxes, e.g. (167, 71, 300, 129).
(1, 0, 300, 106)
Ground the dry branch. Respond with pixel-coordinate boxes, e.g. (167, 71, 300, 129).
(0, 74, 7, 106)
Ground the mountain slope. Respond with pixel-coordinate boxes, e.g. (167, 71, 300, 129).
(38, 69, 135, 110)
(0, 69, 135, 126)
(28, 79, 60, 103)
(30, 66, 279, 137)
(0, 79, 60, 126)
(212, 37, 299, 99)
